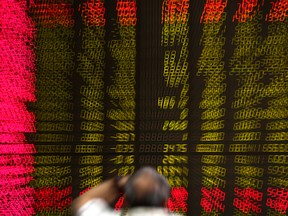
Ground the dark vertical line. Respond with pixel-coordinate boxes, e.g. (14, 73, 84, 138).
(103, 0, 111, 178)
(103, 0, 117, 179)
(221, 1, 238, 214)
(134, 0, 141, 171)
(260, 2, 274, 215)
(223, 0, 238, 152)
(71, 0, 83, 199)
(187, 0, 205, 214)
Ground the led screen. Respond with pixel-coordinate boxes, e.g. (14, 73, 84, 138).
(0, 0, 287, 215)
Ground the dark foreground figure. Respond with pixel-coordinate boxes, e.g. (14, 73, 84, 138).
(72, 167, 182, 216)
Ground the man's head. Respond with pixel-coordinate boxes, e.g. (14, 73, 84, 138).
(124, 167, 170, 207)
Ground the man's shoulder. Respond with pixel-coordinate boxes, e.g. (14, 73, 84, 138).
(77, 199, 121, 216)
(127, 207, 185, 216)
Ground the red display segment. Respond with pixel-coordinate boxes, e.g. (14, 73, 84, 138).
(80, 187, 92, 196)
(267, 187, 288, 214)
(0, 155, 35, 166)
(232, 0, 262, 22)
(34, 187, 72, 211)
(0, 144, 35, 154)
(200, 187, 225, 212)
(266, 0, 288, 21)
(234, 187, 263, 201)
(114, 196, 125, 211)
(0, 0, 36, 214)
(200, 0, 228, 23)
(80, 0, 106, 26)
(233, 187, 263, 213)
(161, 0, 189, 24)
(30, 2, 74, 27)
(233, 198, 262, 214)
(167, 187, 188, 212)
(116, 0, 137, 26)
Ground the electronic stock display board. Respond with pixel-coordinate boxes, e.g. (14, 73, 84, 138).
(0, 0, 287, 215)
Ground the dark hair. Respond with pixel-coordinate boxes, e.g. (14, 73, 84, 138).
(124, 167, 170, 207)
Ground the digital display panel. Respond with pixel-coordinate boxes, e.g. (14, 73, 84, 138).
(0, 0, 287, 215)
